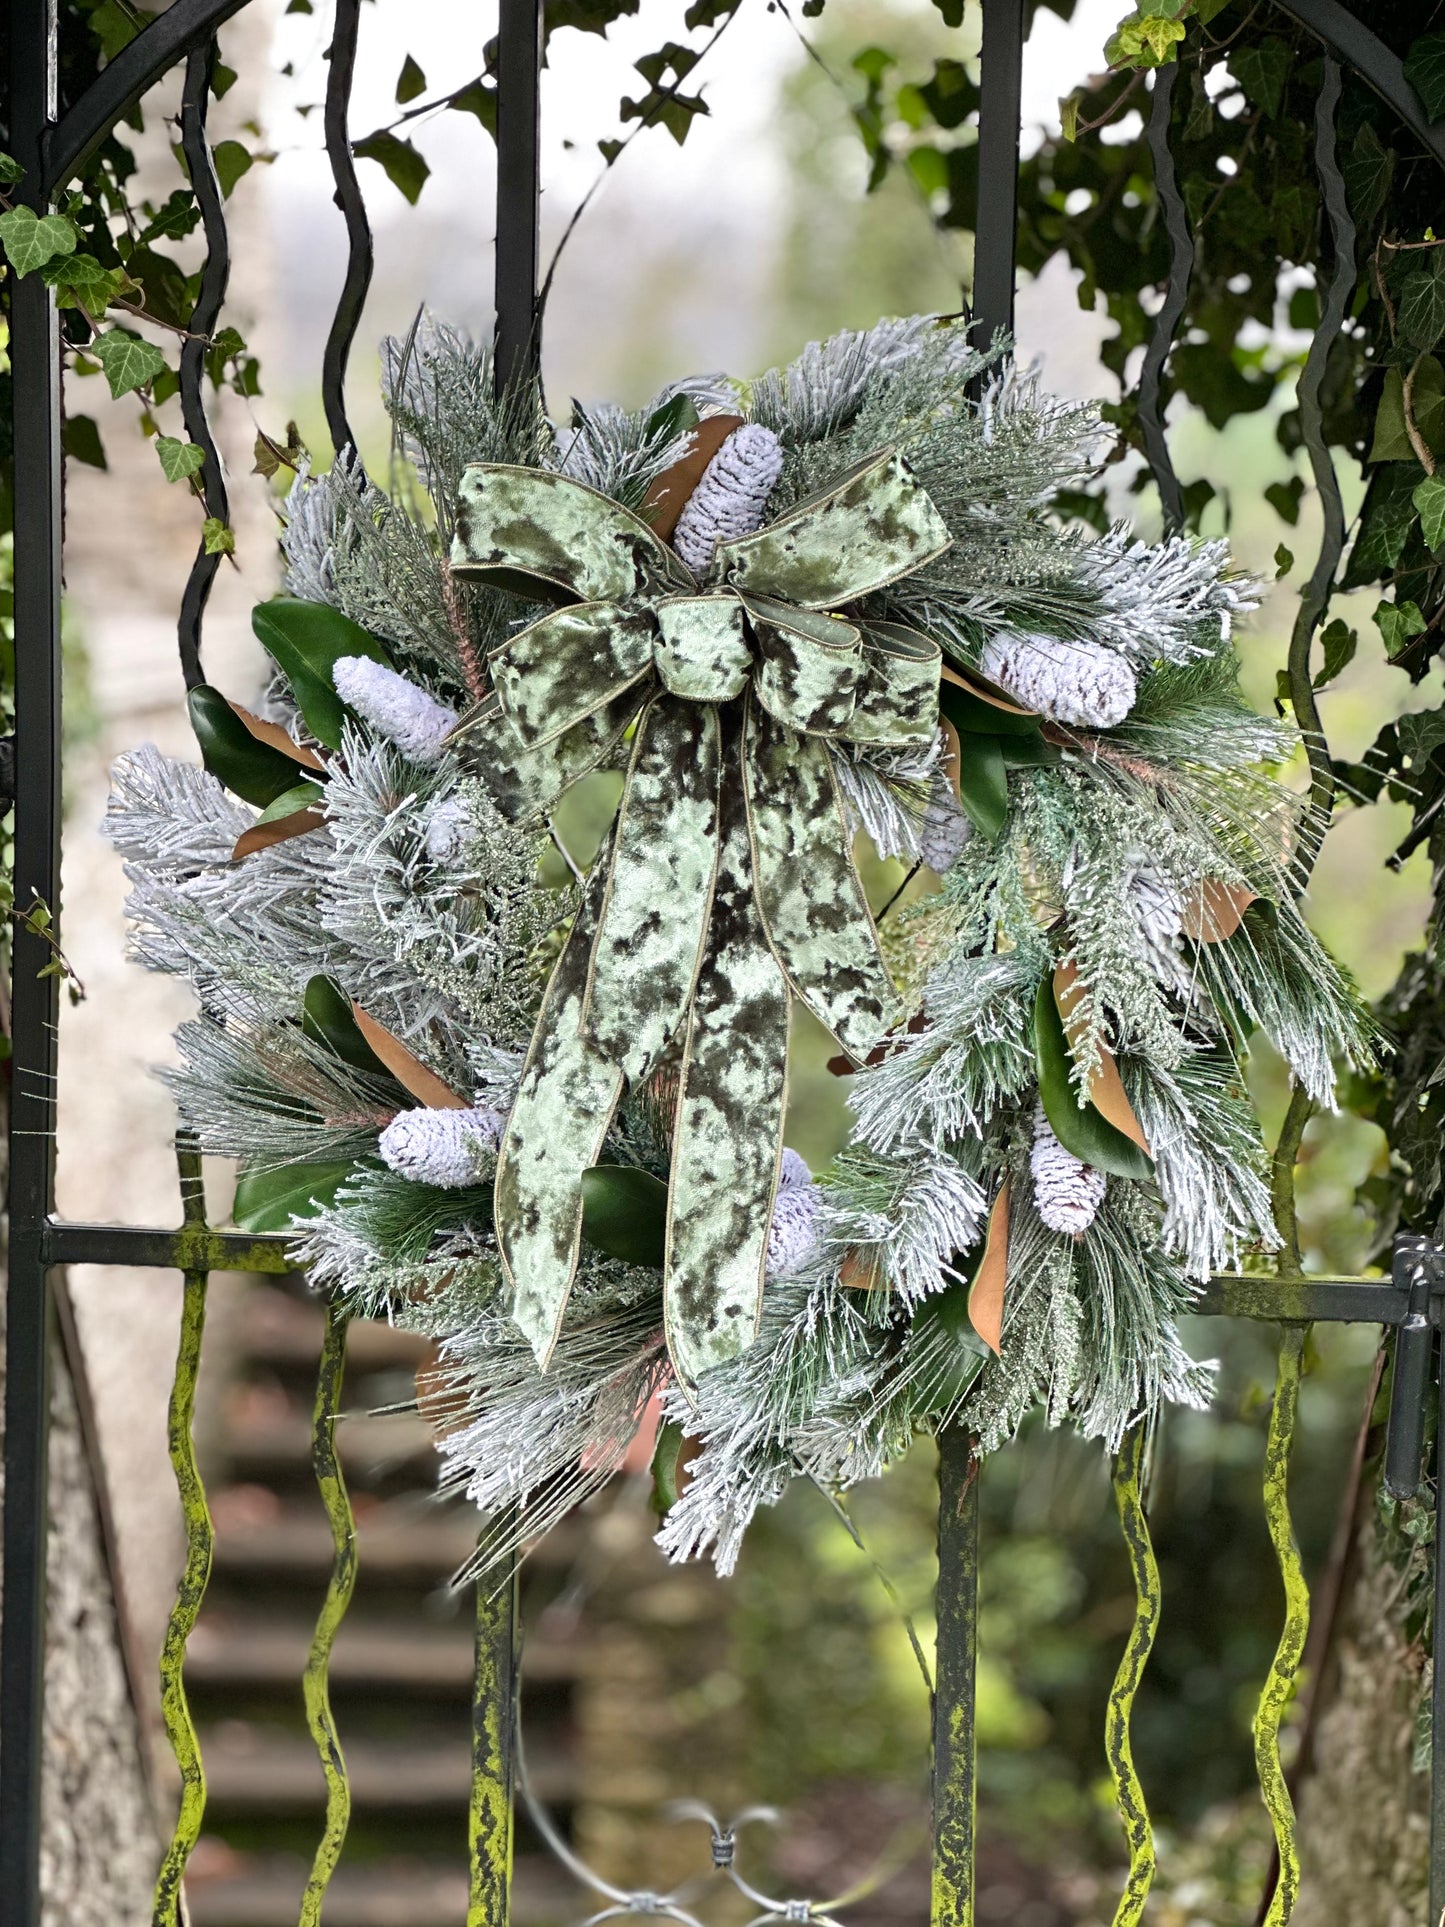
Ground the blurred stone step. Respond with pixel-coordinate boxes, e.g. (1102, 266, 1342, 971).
(185, 1613, 585, 1698)
(238, 1290, 435, 1376)
(218, 1404, 437, 1487)
(184, 1851, 577, 1927)
(198, 1729, 574, 1818)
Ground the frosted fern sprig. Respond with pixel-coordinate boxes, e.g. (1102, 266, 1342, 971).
(378, 1105, 503, 1188)
(1031, 1108, 1106, 1236)
(982, 631, 1137, 729)
(332, 657, 459, 763)
(766, 1149, 821, 1278)
(672, 424, 784, 576)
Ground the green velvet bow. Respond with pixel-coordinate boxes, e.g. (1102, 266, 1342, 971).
(449, 446, 951, 1385)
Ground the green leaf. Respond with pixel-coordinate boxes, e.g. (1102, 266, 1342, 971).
(211, 140, 254, 199)
(303, 975, 389, 1076)
(188, 683, 317, 808)
(1060, 93, 1080, 144)
(1376, 598, 1427, 659)
(202, 517, 236, 556)
(1404, 31, 1445, 124)
(62, 414, 107, 470)
(233, 1160, 357, 1233)
(1399, 255, 1445, 354)
(939, 678, 1038, 738)
(579, 1164, 668, 1268)
(92, 328, 167, 398)
(1341, 122, 1393, 226)
(44, 251, 134, 317)
(396, 53, 427, 103)
(1314, 618, 1357, 689)
(953, 733, 1010, 841)
(1194, 0, 1234, 21)
(650, 1419, 685, 1515)
(448, 79, 496, 135)
(87, 0, 142, 60)
(0, 153, 25, 185)
(155, 435, 206, 483)
(1415, 474, 1445, 553)
(1230, 39, 1290, 117)
(1369, 359, 1445, 463)
(1264, 477, 1304, 526)
(251, 598, 391, 750)
(929, 0, 965, 27)
(138, 189, 200, 244)
(0, 206, 79, 277)
(1274, 543, 1294, 579)
(1032, 977, 1154, 1182)
(645, 392, 700, 443)
(254, 779, 325, 825)
(1345, 465, 1429, 587)
(353, 131, 431, 205)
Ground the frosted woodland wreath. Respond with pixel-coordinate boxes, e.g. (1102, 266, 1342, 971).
(105, 316, 1372, 1572)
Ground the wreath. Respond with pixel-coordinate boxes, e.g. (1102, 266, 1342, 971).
(105, 315, 1371, 1570)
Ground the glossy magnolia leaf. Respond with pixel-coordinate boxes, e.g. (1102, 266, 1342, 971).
(1033, 975, 1153, 1181)
(233, 1159, 357, 1233)
(252, 598, 391, 750)
(953, 731, 1009, 841)
(965, 1178, 1011, 1356)
(1054, 962, 1151, 1155)
(303, 975, 389, 1076)
(349, 1003, 467, 1109)
(229, 700, 326, 771)
(92, 327, 168, 399)
(230, 782, 326, 858)
(0, 206, 78, 277)
(645, 391, 700, 443)
(189, 683, 315, 808)
(939, 665, 1037, 735)
(580, 1163, 668, 1268)
(650, 1418, 686, 1515)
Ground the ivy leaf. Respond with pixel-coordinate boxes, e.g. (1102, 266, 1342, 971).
(1107, 15, 1186, 70)
(87, 0, 142, 60)
(1230, 39, 1290, 117)
(1376, 598, 1427, 659)
(1274, 543, 1294, 579)
(1314, 618, 1357, 689)
(0, 206, 79, 277)
(929, 0, 965, 28)
(62, 414, 107, 470)
(155, 435, 206, 483)
(211, 140, 254, 199)
(1399, 255, 1445, 354)
(1415, 474, 1445, 553)
(396, 53, 427, 103)
(92, 328, 167, 398)
(1404, 31, 1445, 125)
(233, 1159, 358, 1233)
(1341, 122, 1394, 225)
(1060, 93, 1080, 143)
(1345, 466, 1426, 588)
(0, 153, 26, 185)
(448, 78, 496, 134)
(202, 517, 236, 556)
(579, 1164, 668, 1267)
(1265, 476, 1304, 525)
(138, 189, 200, 243)
(252, 420, 308, 479)
(353, 131, 430, 205)
(44, 251, 134, 317)
(1369, 359, 1445, 462)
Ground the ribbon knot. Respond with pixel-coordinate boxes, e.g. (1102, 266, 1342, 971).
(449, 440, 951, 1384)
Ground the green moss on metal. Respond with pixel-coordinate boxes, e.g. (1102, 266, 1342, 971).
(931, 1428, 979, 1927)
(1106, 1427, 1161, 1927)
(469, 1575, 518, 1927)
(1254, 1323, 1310, 1926)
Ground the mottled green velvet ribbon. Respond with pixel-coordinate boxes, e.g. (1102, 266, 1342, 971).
(451, 446, 950, 1384)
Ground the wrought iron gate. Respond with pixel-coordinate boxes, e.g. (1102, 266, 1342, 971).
(5, 1, 1445, 1922)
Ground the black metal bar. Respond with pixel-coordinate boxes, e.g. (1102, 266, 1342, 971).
(1384, 1236, 1436, 1500)
(41, 0, 257, 195)
(1272, 0, 1445, 169)
(494, 0, 544, 394)
(2, 4, 62, 1918)
(1431, 1354, 1445, 1926)
(176, 41, 232, 690)
(931, 1425, 979, 1927)
(321, 0, 373, 456)
(40, 1218, 294, 1273)
(968, 0, 1024, 350)
(1138, 63, 1191, 534)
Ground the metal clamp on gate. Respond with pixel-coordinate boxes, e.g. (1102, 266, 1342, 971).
(1383, 1233, 1445, 1500)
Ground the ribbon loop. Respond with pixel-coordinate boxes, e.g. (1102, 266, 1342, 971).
(490, 603, 654, 750)
(451, 464, 680, 603)
(716, 447, 952, 608)
(653, 594, 752, 702)
(745, 594, 862, 737)
(844, 620, 943, 747)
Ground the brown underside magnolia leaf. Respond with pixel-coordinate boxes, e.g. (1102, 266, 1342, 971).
(641, 413, 745, 540)
(1054, 960, 1151, 1156)
(1180, 877, 1257, 944)
(350, 1002, 468, 1109)
(231, 806, 326, 860)
(227, 698, 327, 771)
(415, 1343, 469, 1440)
(940, 714, 963, 797)
(940, 662, 1034, 716)
(839, 1248, 882, 1290)
(966, 1177, 1011, 1357)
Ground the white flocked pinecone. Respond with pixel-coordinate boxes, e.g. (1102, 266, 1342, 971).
(981, 631, 1137, 730)
(1127, 856, 1188, 987)
(673, 423, 785, 577)
(379, 1104, 503, 1188)
(918, 775, 972, 874)
(1031, 1108, 1107, 1237)
(766, 1147, 821, 1277)
(333, 657, 459, 763)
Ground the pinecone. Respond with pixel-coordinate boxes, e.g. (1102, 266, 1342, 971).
(332, 657, 459, 762)
(766, 1148, 820, 1276)
(424, 796, 473, 864)
(673, 423, 784, 576)
(918, 779, 972, 874)
(379, 1105, 502, 1188)
(982, 631, 1137, 729)
(1030, 1109, 1106, 1237)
